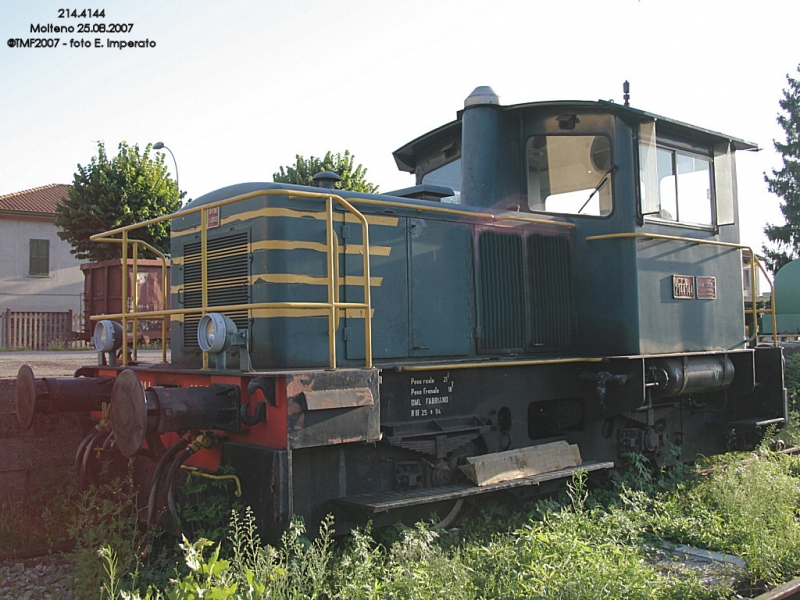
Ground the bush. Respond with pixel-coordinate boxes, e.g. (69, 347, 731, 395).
(785, 352, 800, 410)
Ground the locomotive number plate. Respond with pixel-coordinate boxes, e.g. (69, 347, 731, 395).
(672, 275, 695, 299)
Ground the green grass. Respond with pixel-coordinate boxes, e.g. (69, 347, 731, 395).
(8, 441, 800, 598)
(100, 451, 800, 600)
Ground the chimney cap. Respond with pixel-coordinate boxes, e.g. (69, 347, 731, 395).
(464, 86, 500, 108)
(313, 171, 341, 189)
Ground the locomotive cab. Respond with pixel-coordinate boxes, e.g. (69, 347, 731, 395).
(395, 86, 754, 358)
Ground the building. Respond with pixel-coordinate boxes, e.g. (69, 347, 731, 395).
(0, 184, 84, 319)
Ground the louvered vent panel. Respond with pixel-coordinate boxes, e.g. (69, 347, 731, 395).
(183, 232, 250, 347)
(478, 231, 525, 351)
(527, 234, 574, 350)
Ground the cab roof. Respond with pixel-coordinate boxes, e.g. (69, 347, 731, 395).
(393, 99, 758, 174)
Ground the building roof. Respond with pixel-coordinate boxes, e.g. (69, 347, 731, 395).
(0, 184, 69, 215)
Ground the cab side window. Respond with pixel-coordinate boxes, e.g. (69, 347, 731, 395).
(655, 147, 713, 224)
(640, 121, 735, 228)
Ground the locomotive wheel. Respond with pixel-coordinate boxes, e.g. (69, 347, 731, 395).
(399, 498, 464, 530)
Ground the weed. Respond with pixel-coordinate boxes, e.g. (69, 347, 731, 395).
(47, 338, 68, 351)
(621, 451, 654, 490)
(785, 352, 800, 411)
(92, 444, 800, 598)
(174, 464, 243, 545)
(68, 477, 143, 598)
(99, 545, 122, 600)
(0, 470, 76, 550)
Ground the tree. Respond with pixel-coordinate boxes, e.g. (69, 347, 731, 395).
(273, 150, 379, 193)
(763, 65, 800, 274)
(55, 141, 183, 262)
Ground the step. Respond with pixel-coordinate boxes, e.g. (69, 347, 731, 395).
(334, 460, 614, 514)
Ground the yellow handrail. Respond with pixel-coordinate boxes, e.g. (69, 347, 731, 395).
(346, 197, 576, 228)
(90, 188, 373, 370)
(586, 232, 777, 346)
(87, 238, 170, 364)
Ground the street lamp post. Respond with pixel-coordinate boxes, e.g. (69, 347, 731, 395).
(152, 141, 180, 200)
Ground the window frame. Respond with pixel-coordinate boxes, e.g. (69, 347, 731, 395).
(420, 157, 462, 204)
(525, 132, 616, 219)
(28, 238, 50, 277)
(639, 122, 731, 231)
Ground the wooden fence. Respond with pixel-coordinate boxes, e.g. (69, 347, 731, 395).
(0, 309, 83, 350)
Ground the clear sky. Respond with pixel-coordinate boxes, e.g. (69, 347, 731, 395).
(1, 0, 798, 253)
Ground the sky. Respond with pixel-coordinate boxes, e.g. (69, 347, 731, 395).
(1, 0, 798, 254)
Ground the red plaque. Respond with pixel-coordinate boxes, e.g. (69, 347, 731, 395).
(696, 276, 716, 300)
(207, 206, 220, 228)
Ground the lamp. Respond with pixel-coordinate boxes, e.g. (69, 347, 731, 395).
(93, 320, 123, 366)
(152, 141, 180, 200)
(197, 312, 251, 370)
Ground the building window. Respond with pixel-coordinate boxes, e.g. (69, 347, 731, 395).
(29, 239, 49, 276)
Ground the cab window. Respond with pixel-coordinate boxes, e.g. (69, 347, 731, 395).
(654, 147, 713, 224)
(421, 158, 461, 204)
(526, 135, 614, 217)
(639, 121, 734, 227)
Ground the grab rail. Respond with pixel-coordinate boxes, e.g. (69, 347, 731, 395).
(90, 188, 373, 370)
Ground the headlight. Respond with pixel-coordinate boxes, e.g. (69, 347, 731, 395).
(93, 320, 123, 352)
(197, 313, 238, 354)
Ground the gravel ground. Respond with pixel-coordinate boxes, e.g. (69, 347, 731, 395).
(0, 554, 77, 599)
(0, 349, 169, 379)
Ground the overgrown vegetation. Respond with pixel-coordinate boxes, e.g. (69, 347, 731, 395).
(0, 471, 75, 550)
(75, 445, 800, 599)
(785, 351, 800, 411)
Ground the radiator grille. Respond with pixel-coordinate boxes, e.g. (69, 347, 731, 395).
(478, 231, 525, 351)
(477, 230, 574, 353)
(527, 234, 574, 350)
(182, 231, 250, 347)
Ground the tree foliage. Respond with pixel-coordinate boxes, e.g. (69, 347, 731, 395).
(273, 150, 379, 193)
(55, 141, 183, 262)
(763, 65, 800, 274)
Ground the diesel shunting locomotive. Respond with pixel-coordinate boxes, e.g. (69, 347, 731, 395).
(16, 86, 787, 537)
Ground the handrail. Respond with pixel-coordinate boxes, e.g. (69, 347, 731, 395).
(90, 188, 374, 370)
(85, 237, 169, 364)
(344, 197, 576, 228)
(586, 232, 777, 346)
